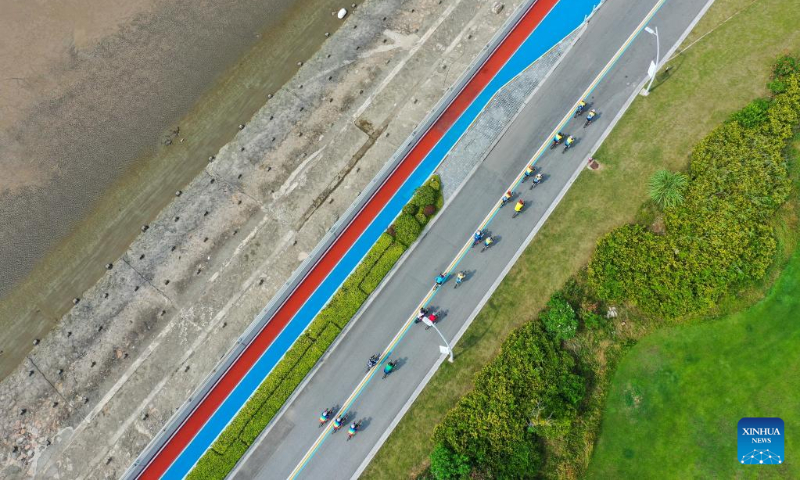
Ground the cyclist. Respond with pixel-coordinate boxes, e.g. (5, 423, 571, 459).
(367, 354, 379, 370)
(532, 173, 543, 186)
(575, 100, 587, 116)
(501, 190, 513, 206)
(455, 271, 466, 287)
(564, 135, 575, 149)
(586, 109, 597, 122)
(333, 415, 345, 432)
(383, 360, 398, 376)
(514, 199, 525, 213)
(473, 229, 483, 247)
(347, 420, 362, 440)
(551, 132, 564, 148)
(435, 273, 447, 288)
(483, 235, 494, 250)
(524, 164, 535, 179)
(319, 408, 332, 425)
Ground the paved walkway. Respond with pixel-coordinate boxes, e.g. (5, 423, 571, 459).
(230, 0, 710, 478)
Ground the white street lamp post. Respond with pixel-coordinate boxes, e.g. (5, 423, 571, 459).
(641, 26, 660, 96)
(422, 317, 454, 363)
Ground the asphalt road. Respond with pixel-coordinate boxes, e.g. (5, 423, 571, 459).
(232, 0, 708, 478)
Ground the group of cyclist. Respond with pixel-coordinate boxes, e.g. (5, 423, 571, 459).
(553, 100, 597, 151)
(320, 351, 401, 440)
(525, 164, 544, 186)
(317, 98, 600, 443)
(319, 409, 363, 440)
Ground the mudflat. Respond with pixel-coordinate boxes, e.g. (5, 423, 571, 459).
(0, 0, 343, 375)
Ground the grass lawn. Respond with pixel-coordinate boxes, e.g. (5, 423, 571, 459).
(587, 248, 800, 479)
(362, 0, 800, 477)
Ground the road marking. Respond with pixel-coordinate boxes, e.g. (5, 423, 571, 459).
(287, 0, 668, 477)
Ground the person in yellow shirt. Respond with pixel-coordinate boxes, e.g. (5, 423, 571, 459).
(524, 164, 535, 181)
(575, 99, 587, 117)
(552, 132, 564, 148)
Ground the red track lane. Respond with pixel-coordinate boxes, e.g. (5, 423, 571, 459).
(140, 0, 557, 477)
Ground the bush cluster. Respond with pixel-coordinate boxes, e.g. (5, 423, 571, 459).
(189, 176, 442, 479)
(540, 294, 578, 342)
(393, 213, 422, 246)
(430, 316, 584, 479)
(588, 72, 800, 318)
(392, 176, 444, 243)
(768, 54, 800, 94)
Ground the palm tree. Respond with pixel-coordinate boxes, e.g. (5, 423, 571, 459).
(648, 169, 688, 209)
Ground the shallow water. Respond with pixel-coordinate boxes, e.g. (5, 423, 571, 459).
(0, 0, 345, 375)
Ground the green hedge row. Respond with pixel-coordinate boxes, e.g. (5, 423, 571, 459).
(188, 175, 443, 479)
(430, 301, 585, 479)
(588, 71, 800, 318)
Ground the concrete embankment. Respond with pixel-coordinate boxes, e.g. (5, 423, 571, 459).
(0, 0, 530, 477)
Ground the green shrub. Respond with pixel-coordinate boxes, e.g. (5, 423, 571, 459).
(402, 203, 419, 215)
(361, 244, 405, 293)
(432, 317, 583, 477)
(729, 98, 771, 128)
(366, 233, 394, 263)
(429, 444, 471, 480)
(588, 72, 799, 318)
(768, 78, 787, 95)
(427, 174, 442, 191)
(648, 169, 688, 209)
(633, 199, 658, 227)
(415, 210, 429, 226)
(412, 185, 438, 209)
(768, 55, 798, 95)
(393, 213, 422, 246)
(580, 309, 605, 330)
(773, 54, 799, 78)
(540, 294, 578, 342)
(349, 233, 393, 294)
(328, 286, 368, 322)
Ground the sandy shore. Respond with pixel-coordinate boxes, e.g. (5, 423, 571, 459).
(0, 0, 344, 375)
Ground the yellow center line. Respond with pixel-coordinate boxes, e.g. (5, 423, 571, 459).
(288, 1, 666, 477)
